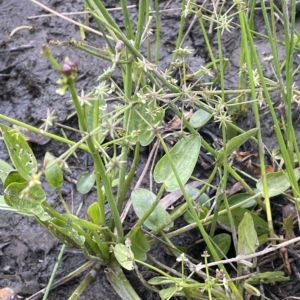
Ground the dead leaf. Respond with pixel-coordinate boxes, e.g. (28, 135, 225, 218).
(246, 159, 274, 178)
(165, 109, 193, 131)
(226, 182, 244, 197)
(161, 181, 204, 209)
(279, 247, 292, 275)
(229, 149, 257, 163)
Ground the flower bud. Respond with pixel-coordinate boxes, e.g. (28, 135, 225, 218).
(41, 44, 51, 57)
(115, 40, 124, 53)
(60, 61, 78, 77)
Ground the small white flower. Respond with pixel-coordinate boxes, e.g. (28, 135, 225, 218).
(78, 90, 92, 107)
(176, 253, 189, 262)
(40, 109, 56, 131)
(215, 15, 234, 35)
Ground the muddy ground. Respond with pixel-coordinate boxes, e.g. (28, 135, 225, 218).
(1, 0, 300, 299)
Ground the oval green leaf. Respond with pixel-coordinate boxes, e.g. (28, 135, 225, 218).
(131, 188, 173, 231)
(243, 282, 260, 296)
(44, 152, 63, 189)
(154, 134, 201, 192)
(185, 186, 210, 208)
(190, 109, 212, 128)
(216, 128, 258, 165)
(183, 205, 208, 223)
(129, 227, 150, 261)
(0, 124, 37, 180)
(3, 170, 26, 189)
(87, 202, 103, 224)
(148, 276, 175, 285)
(206, 233, 231, 260)
(114, 243, 134, 271)
(4, 181, 45, 217)
(3, 171, 26, 207)
(220, 193, 256, 209)
(159, 287, 178, 300)
(256, 169, 300, 198)
(237, 212, 258, 256)
(76, 171, 96, 194)
(218, 207, 268, 236)
(246, 271, 289, 285)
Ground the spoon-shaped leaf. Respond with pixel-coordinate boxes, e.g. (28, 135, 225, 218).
(131, 188, 173, 230)
(154, 134, 201, 192)
(238, 212, 258, 255)
(216, 128, 257, 165)
(44, 152, 63, 189)
(206, 233, 231, 260)
(114, 243, 134, 270)
(190, 109, 212, 128)
(0, 124, 37, 180)
(129, 227, 150, 261)
(256, 169, 300, 197)
(76, 171, 96, 194)
(4, 181, 45, 217)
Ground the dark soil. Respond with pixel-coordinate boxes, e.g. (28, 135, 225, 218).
(1, 1, 300, 299)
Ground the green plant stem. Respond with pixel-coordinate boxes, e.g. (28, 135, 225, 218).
(58, 191, 71, 214)
(197, 11, 219, 74)
(115, 66, 132, 213)
(0, 114, 89, 152)
(216, 167, 238, 250)
(120, 0, 134, 40)
(168, 103, 265, 209)
(134, 265, 160, 293)
(106, 258, 142, 300)
(194, 86, 279, 95)
(85, 0, 121, 41)
(259, 0, 300, 208)
(171, 0, 186, 63)
(118, 142, 140, 211)
(164, 192, 262, 240)
(154, 0, 160, 64)
(135, 0, 146, 49)
(91, 230, 110, 261)
(78, 6, 181, 94)
(73, 42, 128, 63)
(134, 258, 231, 298)
(146, 0, 151, 62)
(279, 0, 300, 196)
(157, 134, 243, 300)
(68, 80, 123, 239)
(68, 263, 102, 300)
(42, 244, 66, 300)
(238, 7, 274, 239)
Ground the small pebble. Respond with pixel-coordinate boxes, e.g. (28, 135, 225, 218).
(0, 287, 15, 300)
